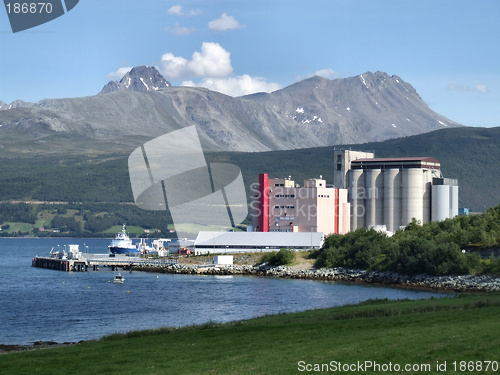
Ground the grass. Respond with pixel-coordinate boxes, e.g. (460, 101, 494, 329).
(1, 222, 33, 234)
(2, 293, 500, 374)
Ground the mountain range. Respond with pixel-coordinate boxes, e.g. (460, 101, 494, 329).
(99, 66, 171, 94)
(0, 67, 462, 154)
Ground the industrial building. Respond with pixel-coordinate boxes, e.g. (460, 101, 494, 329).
(194, 231, 324, 255)
(333, 150, 459, 233)
(253, 174, 350, 235)
(333, 149, 375, 191)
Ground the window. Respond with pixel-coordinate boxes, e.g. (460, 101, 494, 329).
(337, 163, 342, 171)
(337, 155, 342, 162)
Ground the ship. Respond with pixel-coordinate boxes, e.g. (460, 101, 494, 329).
(108, 224, 139, 255)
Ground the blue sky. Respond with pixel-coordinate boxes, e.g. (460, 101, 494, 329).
(1, 0, 499, 127)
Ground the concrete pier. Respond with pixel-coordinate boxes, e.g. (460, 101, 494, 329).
(32, 255, 178, 272)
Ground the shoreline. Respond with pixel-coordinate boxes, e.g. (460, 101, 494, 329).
(3, 265, 499, 352)
(131, 263, 500, 293)
(0, 341, 84, 354)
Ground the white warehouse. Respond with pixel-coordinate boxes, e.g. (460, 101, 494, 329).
(194, 231, 324, 255)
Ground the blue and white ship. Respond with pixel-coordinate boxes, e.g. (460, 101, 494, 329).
(108, 224, 139, 255)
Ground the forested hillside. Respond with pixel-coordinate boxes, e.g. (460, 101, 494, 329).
(0, 126, 498, 236)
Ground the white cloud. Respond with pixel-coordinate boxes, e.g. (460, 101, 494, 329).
(109, 43, 280, 97)
(182, 75, 281, 97)
(160, 53, 190, 80)
(167, 5, 201, 16)
(312, 68, 338, 79)
(475, 83, 489, 94)
(106, 67, 132, 81)
(167, 23, 196, 36)
(208, 13, 245, 32)
(167, 5, 183, 15)
(160, 42, 233, 80)
(447, 83, 489, 94)
(187, 9, 202, 16)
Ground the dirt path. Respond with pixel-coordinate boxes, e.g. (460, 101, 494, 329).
(179, 251, 315, 269)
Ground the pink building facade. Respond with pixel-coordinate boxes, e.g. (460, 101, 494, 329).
(253, 173, 350, 235)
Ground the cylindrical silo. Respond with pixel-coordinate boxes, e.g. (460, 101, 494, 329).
(365, 169, 381, 229)
(402, 168, 423, 226)
(375, 170, 384, 225)
(450, 185, 459, 218)
(348, 169, 364, 230)
(432, 185, 450, 221)
(383, 169, 398, 233)
(422, 170, 433, 224)
(393, 171, 402, 231)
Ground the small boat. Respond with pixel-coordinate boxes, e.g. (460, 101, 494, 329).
(113, 273, 125, 284)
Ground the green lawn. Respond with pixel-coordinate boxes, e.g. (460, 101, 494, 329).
(2, 293, 500, 374)
(1, 222, 33, 234)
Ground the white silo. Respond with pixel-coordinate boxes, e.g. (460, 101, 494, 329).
(402, 168, 423, 225)
(450, 185, 459, 218)
(348, 169, 364, 230)
(394, 171, 402, 232)
(422, 171, 433, 224)
(375, 170, 384, 226)
(383, 168, 399, 233)
(365, 169, 381, 229)
(431, 184, 450, 221)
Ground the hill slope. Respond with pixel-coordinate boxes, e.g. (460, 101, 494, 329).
(0, 71, 462, 153)
(0, 126, 498, 212)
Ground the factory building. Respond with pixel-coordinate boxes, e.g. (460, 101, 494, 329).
(333, 149, 375, 191)
(253, 173, 350, 235)
(333, 150, 459, 233)
(194, 231, 324, 255)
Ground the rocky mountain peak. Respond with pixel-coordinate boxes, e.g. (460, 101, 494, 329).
(0, 71, 462, 153)
(0, 99, 34, 111)
(99, 66, 171, 95)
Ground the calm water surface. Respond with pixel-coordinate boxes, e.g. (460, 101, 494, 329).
(0, 238, 452, 345)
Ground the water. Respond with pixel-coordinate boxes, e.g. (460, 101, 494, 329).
(0, 238, 451, 345)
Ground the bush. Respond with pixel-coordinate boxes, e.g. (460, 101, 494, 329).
(258, 251, 277, 265)
(479, 256, 500, 275)
(272, 248, 296, 266)
(260, 248, 296, 266)
(393, 238, 474, 276)
(311, 206, 500, 276)
(315, 229, 392, 270)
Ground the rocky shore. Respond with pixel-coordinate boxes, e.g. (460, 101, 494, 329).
(0, 341, 83, 353)
(131, 263, 500, 292)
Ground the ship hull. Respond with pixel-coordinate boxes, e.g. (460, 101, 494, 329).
(108, 246, 139, 255)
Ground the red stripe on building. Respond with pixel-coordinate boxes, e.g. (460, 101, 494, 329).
(334, 188, 340, 234)
(258, 173, 269, 232)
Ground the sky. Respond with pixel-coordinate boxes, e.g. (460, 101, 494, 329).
(0, 0, 499, 127)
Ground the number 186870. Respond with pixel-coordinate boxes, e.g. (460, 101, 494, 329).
(5, 2, 53, 14)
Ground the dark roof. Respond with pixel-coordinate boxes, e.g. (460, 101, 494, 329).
(352, 157, 440, 164)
